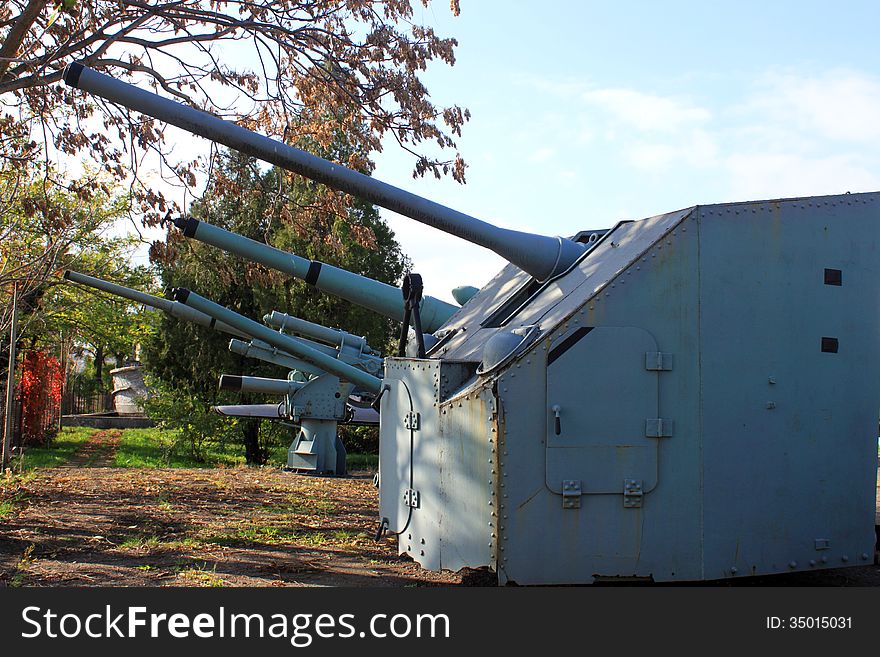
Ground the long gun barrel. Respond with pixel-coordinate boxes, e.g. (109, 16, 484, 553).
(219, 374, 303, 395)
(228, 338, 324, 377)
(63, 63, 586, 282)
(174, 217, 456, 332)
(63, 270, 250, 339)
(171, 288, 383, 394)
(265, 310, 383, 375)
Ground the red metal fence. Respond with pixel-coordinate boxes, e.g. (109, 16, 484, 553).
(0, 378, 60, 448)
(1, 375, 113, 449)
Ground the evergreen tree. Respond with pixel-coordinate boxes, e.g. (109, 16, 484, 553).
(141, 147, 407, 464)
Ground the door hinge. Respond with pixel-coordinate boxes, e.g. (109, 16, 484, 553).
(561, 480, 581, 509)
(623, 479, 643, 508)
(645, 418, 674, 437)
(645, 352, 673, 371)
(403, 488, 420, 508)
(404, 412, 420, 430)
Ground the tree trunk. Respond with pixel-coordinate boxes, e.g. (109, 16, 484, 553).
(0, 1, 48, 82)
(94, 344, 103, 383)
(241, 419, 264, 465)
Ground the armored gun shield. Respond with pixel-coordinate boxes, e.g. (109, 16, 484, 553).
(379, 193, 880, 584)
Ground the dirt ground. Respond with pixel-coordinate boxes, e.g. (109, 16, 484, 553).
(1, 432, 878, 587)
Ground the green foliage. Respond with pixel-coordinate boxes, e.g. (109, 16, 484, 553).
(141, 147, 407, 464)
(345, 453, 379, 470)
(17, 426, 94, 470)
(139, 378, 243, 464)
(338, 424, 379, 454)
(0, 162, 159, 399)
(112, 427, 244, 468)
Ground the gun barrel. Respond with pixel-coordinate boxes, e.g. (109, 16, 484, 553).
(228, 339, 324, 377)
(263, 310, 368, 352)
(63, 270, 249, 338)
(64, 63, 585, 282)
(175, 217, 455, 332)
(219, 374, 303, 395)
(172, 288, 383, 394)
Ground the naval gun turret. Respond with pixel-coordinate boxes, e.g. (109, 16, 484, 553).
(64, 63, 880, 585)
(170, 287, 384, 473)
(63, 270, 382, 474)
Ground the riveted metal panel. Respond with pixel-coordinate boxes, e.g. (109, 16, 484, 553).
(545, 326, 660, 495)
(378, 376, 414, 539)
(495, 213, 704, 585)
(386, 192, 880, 585)
(698, 193, 880, 578)
(437, 386, 496, 571)
(380, 359, 492, 572)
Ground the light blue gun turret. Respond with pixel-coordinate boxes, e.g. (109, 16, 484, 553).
(63, 62, 588, 297)
(262, 310, 382, 376)
(65, 270, 367, 473)
(218, 374, 305, 396)
(171, 288, 382, 395)
(64, 270, 324, 379)
(227, 338, 322, 378)
(172, 287, 386, 474)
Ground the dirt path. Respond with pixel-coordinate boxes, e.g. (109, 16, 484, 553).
(64, 429, 121, 467)
(0, 465, 877, 587)
(0, 466, 474, 587)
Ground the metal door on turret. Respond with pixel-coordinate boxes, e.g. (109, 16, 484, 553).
(545, 326, 663, 503)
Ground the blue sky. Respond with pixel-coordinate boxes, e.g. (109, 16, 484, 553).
(120, 1, 880, 304)
(369, 1, 880, 301)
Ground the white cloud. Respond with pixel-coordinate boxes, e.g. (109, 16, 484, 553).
(743, 70, 880, 144)
(582, 88, 711, 133)
(625, 128, 719, 172)
(724, 152, 880, 201)
(717, 69, 880, 200)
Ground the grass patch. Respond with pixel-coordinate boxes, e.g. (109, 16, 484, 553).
(0, 489, 31, 519)
(113, 428, 245, 468)
(262, 495, 338, 516)
(330, 529, 361, 545)
(119, 533, 206, 552)
(346, 453, 378, 470)
(19, 426, 376, 471)
(203, 522, 361, 548)
(120, 534, 163, 550)
(17, 427, 95, 470)
(177, 563, 227, 587)
(267, 442, 289, 467)
(10, 544, 35, 587)
(207, 525, 303, 546)
(0, 500, 16, 519)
